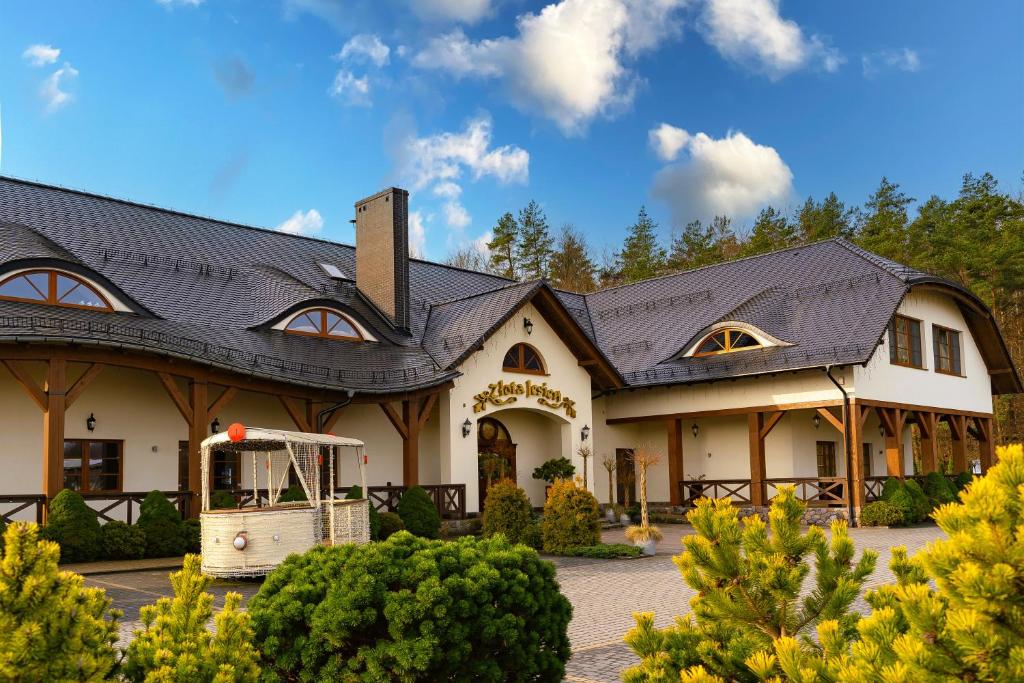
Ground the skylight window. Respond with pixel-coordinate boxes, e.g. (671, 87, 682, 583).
(318, 262, 349, 280)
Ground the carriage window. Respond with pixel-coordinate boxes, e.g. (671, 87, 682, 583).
(0, 269, 112, 311)
(284, 308, 362, 341)
(502, 343, 545, 374)
(693, 328, 764, 357)
(62, 439, 122, 493)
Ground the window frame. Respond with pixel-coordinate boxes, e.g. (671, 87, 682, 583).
(888, 314, 925, 369)
(816, 441, 837, 478)
(932, 324, 963, 377)
(211, 449, 243, 491)
(62, 438, 124, 494)
(692, 328, 764, 358)
(283, 307, 364, 342)
(861, 442, 872, 478)
(0, 269, 113, 312)
(501, 343, 547, 375)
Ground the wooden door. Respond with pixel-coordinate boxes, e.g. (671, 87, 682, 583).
(615, 448, 636, 505)
(478, 417, 517, 510)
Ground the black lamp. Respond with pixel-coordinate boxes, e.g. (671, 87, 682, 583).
(86, 413, 96, 432)
(879, 424, 885, 438)
(462, 419, 472, 438)
(813, 413, 821, 429)
(691, 423, 699, 438)
(523, 317, 534, 335)
(211, 417, 221, 434)
(581, 424, 590, 441)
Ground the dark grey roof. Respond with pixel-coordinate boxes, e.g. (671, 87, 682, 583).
(1, 176, 1018, 396)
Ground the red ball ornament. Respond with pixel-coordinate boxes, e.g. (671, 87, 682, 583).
(227, 423, 246, 442)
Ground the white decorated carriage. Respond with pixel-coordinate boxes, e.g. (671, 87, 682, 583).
(199, 425, 370, 578)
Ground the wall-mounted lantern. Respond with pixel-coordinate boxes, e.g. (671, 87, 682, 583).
(813, 413, 821, 429)
(581, 424, 590, 441)
(523, 317, 534, 335)
(879, 424, 885, 438)
(86, 413, 96, 432)
(691, 423, 699, 438)
(211, 417, 221, 434)
(462, 419, 473, 438)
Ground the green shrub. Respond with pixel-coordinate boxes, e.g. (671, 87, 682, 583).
(532, 456, 576, 484)
(954, 470, 974, 491)
(209, 489, 237, 509)
(397, 485, 441, 539)
(345, 485, 381, 540)
(100, 520, 146, 560)
(123, 554, 259, 682)
(522, 519, 542, 549)
(249, 532, 571, 681)
(922, 471, 957, 506)
(650, 512, 688, 524)
(568, 543, 643, 559)
(881, 477, 931, 524)
(276, 485, 307, 503)
(482, 479, 535, 545)
(182, 518, 201, 554)
(0, 523, 120, 680)
(44, 489, 102, 563)
(137, 491, 186, 558)
(904, 479, 932, 519)
(377, 511, 404, 540)
(859, 501, 905, 527)
(541, 478, 600, 554)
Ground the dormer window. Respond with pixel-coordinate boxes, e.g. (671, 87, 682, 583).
(0, 269, 112, 312)
(693, 328, 763, 357)
(283, 307, 363, 341)
(503, 343, 545, 374)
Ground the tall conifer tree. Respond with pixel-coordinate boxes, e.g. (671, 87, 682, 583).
(549, 224, 597, 292)
(516, 200, 553, 280)
(486, 212, 519, 279)
(617, 206, 666, 283)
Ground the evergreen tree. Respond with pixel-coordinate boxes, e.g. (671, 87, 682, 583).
(617, 206, 667, 283)
(795, 192, 856, 241)
(743, 206, 798, 256)
(516, 200, 554, 280)
(667, 219, 717, 272)
(486, 212, 519, 279)
(549, 224, 597, 292)
(857, 176, 915, 261)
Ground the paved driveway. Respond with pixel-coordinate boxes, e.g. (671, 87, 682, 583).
(85, 524, 944, 683)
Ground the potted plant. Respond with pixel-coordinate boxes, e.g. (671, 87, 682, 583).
(532, 457, 576, 485)
(601, 454, 617, 520)
(624, 444, 663, 556)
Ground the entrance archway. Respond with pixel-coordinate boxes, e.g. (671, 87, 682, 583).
(478, 416, 517, 510)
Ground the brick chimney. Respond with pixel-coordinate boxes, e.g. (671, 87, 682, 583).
(355, 187, 410, 330)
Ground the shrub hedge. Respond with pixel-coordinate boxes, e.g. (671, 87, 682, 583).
(859, 500, 905, 527)
(249, 532, 571, 681)
(100, 520, 147, 560)
(397, 485, 440, 539)
(182, 518, 202, 554)
(954, 470, 974, 491)
(44, 489, 102, 563)
(922, 471, 957, 506)
(482, 479, 535, 546)
(541, 479, 600, 554)
(377, 511, 404, 540)
(137, 491, 186, 558)
(567, 544, 644, 559)
(880, 477, 930, 524)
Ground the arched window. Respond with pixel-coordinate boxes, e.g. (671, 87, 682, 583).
(693, 328, 763, 357)
(502, 343, 545, 374)
(284, 308, 363, 341)
(0, 269, 112, 311)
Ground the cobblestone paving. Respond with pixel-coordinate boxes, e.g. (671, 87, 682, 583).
(86, 524, 943, 682)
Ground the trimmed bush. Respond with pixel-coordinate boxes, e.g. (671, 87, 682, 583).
(137, 490, 186, 558)
(210, 489, 237, 509)
(44, 488, 102, 563)
(249, 532, 571, 681)
(568, 543, 643, 559)
(522, 519, 543, 549)
(532, 456, 576, 484)
(277, 485, 307, 503)
(397, 485, 441, 539)
(541, 478, 600, 554)
(880, 477, 931, 524)
(182, 518, 202, 554)
(954, 470, 974, 491)
(904, 479, 932, 519)
(0, 523, 120, 680)
(482, 479, 535, 545)
(100, 520, 146, 560)
(859, 500, 905, 527)
(922, 471, 957, 506)
(345, 485, 381, 540)
(377, 511, 404, 540)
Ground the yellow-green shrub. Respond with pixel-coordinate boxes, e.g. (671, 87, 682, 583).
(482, 479, 535, 546)
(541, 478, 600, 554)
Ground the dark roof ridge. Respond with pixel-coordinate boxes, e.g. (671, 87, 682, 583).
(830, 237, 924, 282)
(427, 278, 541, 308)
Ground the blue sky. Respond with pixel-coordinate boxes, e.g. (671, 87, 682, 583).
(2, 1, 1022, 261)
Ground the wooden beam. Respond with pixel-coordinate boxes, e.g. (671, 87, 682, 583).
(158, 372, 193, 426)
(856, 397, 992, 420)
(816, 407, 845, 434)
(875, 406, 896, 437)
(43, 359, 67, 510)
(918, 411, 938, 474)
(976, 416, 995, 472)
(187, 380, 207, 517)
(65, 363, 104, 409)
(607, 399, 845, 425)
(322, 406, 345, 434)
(666, 418, 683, 505)
(417, 392, 438, 431)
(380, 402, 408, 440)
(947, 414, 967, 473)
(849, 400, 865, 513)
(207, 386, 238, 420)
(748, 412, 766, 507)
(884, 408, 904, 479)
(759, 410, 785, 440)
(858, 404, 871, 431)
(403, 399, 420, 486)
(1, 360, 48, 412)
(279, 396, 312, 433)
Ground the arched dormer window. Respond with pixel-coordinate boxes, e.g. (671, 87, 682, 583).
(0, 269, 112, 312)
(283, 307, 364, 341)
(693, 328, 763, 357)
(502, 343, 545, 374)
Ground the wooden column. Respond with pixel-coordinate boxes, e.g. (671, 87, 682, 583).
(748, 412, 767, 507)
(976, 416, 995, 472)
(188, 379, 208, 517)
(666, 418, 683, 505)
(403, 399, 420, 486)
(947, 414, 967, 472)
(849, 402, 865, 513)
(918, 411, 938, 474)
(878, 407, 905, 478)
(43, 359, 67, 507)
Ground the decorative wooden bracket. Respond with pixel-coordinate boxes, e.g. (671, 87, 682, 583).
(815, 407, 845, 434)
(158, 372, 193, 427)
(759, 410, 785, 440)
(1, 360, 48, 412)
(65, 364, 104, 409)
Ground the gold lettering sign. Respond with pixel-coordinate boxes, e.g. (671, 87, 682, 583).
(473, 379, 576, 418)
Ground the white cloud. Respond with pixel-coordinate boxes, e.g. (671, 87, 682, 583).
(410, 0, 493, 24)
(40, 63, 78, 113)
(651, 128, 793, 225)
(432, 181, 462, 199)
(413, 0, 686, 135)
(862, 48, 921, 78)
(409, 210, 427, 258)
(696, 0, 842, 78)
(276, 208, 324, 235)
(336, 34, 390, 66)
(22, 44, 60, 66)
(156, 0, 204, 6)
(328, 70, 371, 105)
(443, 201, 471, 229)
(648, 123, 690, 161)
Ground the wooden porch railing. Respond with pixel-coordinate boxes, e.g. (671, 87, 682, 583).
(0, 491, 192, 525)
(0, 495, 47, 525)
(765, 477, 847, 507)
(677, 479, 752, 507)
